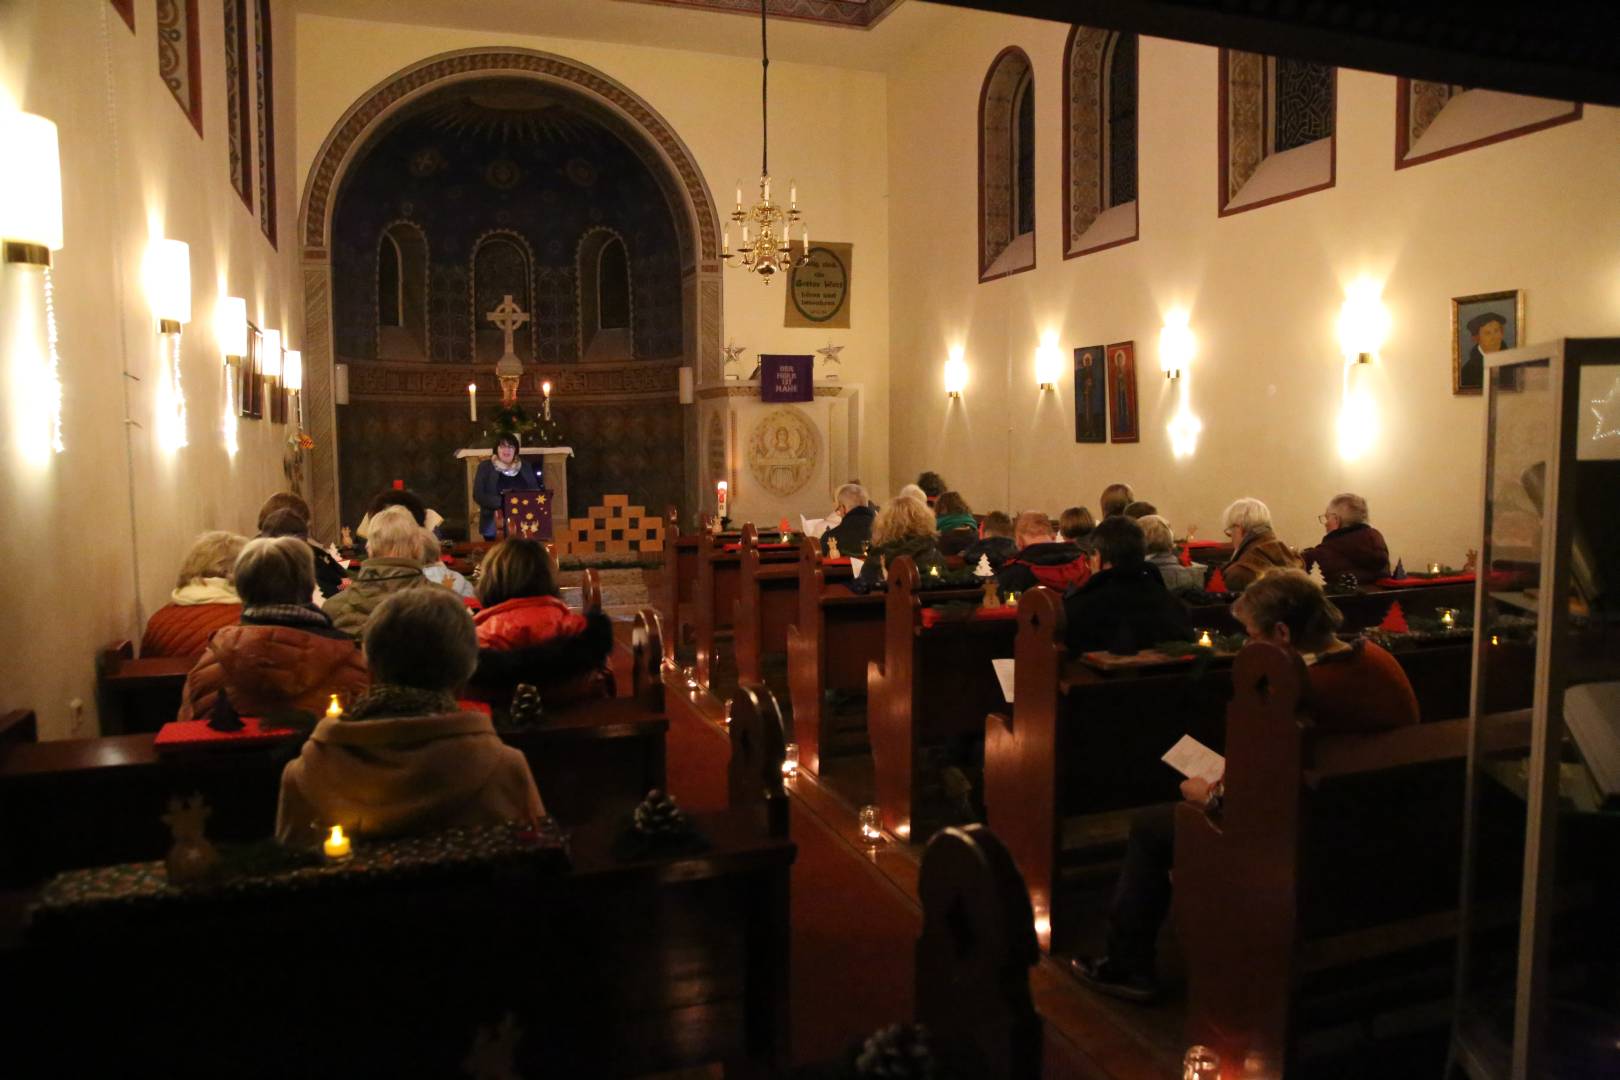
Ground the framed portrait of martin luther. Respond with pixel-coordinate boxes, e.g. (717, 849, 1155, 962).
(1452, 289, 1524, 395)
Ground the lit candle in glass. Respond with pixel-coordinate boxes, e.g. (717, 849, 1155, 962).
(859, 805, 883, 843)
(929, 564, 941, 578)
(782, 742, 800, 779)
(325, 693, 343, 720)
(1441, 609, 1456, 629)
(467, 383, 477, 422)
(1182, 1045, 1220, 1080)
(323, 825, 352, 860)
(1427, 561, 1441, 575)
(1491, 633, 1500, 646)
(1198, 630, 1213, 648)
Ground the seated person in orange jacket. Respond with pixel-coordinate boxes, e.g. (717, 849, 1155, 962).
(178, 537, 368, 724)
(1218, 496, 1303, 591)
(1073, 569, 1418, 1001)
(141, 531, 249, 660)
(463, 538, 613, 710)
(996, 510, 1092, 598)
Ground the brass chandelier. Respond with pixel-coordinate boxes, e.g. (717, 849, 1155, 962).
(721, 0, 807, 283)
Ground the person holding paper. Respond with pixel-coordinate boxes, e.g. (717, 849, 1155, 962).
(1072, 569, 1417, 1002)
(821, 482, 876, 556)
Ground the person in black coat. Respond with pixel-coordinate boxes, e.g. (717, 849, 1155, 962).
(1063, 515, 1195, 655)
(961, 511, 1018, 571)
(821, 482, 876, 557)
(473, 434, 543, 541)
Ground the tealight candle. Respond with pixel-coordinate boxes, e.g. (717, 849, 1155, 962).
(859, 805, 883, 844)
(323, 825, 352, 860)
(325, 693, 343, 720)
(1491, 634, 1500, 646)
(1428, 561, 1442, 575)
(1198, 630, 1213, 648)
(782, 742, 800, 779)
(1182, 1045, 1220, 1080)
(1440, 609, 1456, 628)
(928, 564, 941, 578)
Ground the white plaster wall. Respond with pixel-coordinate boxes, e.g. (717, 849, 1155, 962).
(1, 0, 302, 738)
(886, 15, 1620, 568)
(293, 13, 892, 504)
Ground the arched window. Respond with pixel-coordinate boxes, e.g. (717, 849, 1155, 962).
(576, 228, 634, 362)
(1396, 81, 1580, 169)
(376, 221, 428, 360)
(1219, 50, 1336, 216)
(1064, 27, 1139, 258)
(471, 231, 536, 364)
(979, 47, 1036, 282)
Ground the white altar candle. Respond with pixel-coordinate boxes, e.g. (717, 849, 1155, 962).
(717, 480, 728, 520)
(467, 383, 477, 421)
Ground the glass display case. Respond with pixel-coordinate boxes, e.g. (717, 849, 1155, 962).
(1451, 338, 1620, 1079)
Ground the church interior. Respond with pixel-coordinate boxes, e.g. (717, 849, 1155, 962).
(1, 0, 1617, 1076)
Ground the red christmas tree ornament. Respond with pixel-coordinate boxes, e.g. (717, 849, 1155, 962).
(1179, 542, 1193, 567)
(778, 516, 792, 537)
(1205, 567, 1228, 593)
(1378, 601, 1409, 633)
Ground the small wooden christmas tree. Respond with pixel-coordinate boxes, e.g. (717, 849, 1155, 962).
(1205, 566, 1229, 593)
(1392, 558, 1407, 580)
(1378, 601, 1409, 633)
(1308, 562, 1327, 588)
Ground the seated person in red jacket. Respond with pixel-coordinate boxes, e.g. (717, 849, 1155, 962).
(1072, 569, 1418, 1001)
(996, 511, 1092, 597)
(1063, 515, 1194, 655)
(141, 531, 249, 660)
(1301, 491, 1391, 586)
(464, 538, 613, 710)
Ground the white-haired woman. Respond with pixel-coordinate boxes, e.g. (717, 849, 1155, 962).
(1218, 497, 1302, 591)
(323, 506, 436, 639)
(141, 531, 249, 659)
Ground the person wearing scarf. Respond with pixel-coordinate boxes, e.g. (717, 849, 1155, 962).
(275, 588, 543, 844)
(473, 433, 543, 541)
(932, 490, 980, 556)
(141, 531, 249, 660)
(177, 537, 368, 723)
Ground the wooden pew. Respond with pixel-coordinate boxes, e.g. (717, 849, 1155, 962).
(1185, 579, 1480, 636)
(2, 808, 794, 1077)
(631, 607, 667, 715)
(694, 523, 800, 689)
(657, 505, 703, 664)
(727, 684, 789, 838)
(0, 710, 36, 749)
(982, 587, 1536, 956)
(867, 556, 1017, 843)
(784, 538, 862, 776)
(0, 696, 669, 885)
(1173, 643, 1533, 1071)
(96, 640, 192, 735)
(733, 531, 810, 687)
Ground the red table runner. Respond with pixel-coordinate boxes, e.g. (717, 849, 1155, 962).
(154, 701, 493, 752)
(920, 605, 1017, 629)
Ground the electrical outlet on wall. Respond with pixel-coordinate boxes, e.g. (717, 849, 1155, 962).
(67, 698, 87, 737)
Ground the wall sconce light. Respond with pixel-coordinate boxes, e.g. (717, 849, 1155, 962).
(283, 348, 303, 430)
(944, 347, 968, 398)
(261, 328, 282, 380)
(216, 296, 247, 364)
(145, 238, 192, 449)
(2, 111, 67, 457)
(1035, 336, 1063, 391)
(1159, 316, 1196, 381)
(1337, 281, 1390, 365)
(0, 111, 64, 267)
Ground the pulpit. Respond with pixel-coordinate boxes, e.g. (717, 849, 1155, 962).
(456, 446, 573, 539)
(699, 380, 862, 525)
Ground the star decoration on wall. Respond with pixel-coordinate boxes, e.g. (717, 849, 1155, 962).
(1590, 377, 1620, 442)
(816, 342, 845, 367)
(722, 341, 747, 369)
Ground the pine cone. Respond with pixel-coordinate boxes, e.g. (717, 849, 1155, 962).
(1336, 572, 1360, 592)
(509, 684, 544, 727)
(632, 789, 689, 838)
(855, 1024, 936, 1079)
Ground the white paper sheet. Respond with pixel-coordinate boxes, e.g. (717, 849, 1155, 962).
(1162, 735, 1225, 782)
(850, 557, 865, 578)
(801, 515, 830, 539)
(991, 658, 1015, 703)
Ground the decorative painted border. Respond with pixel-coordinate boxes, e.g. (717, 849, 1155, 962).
(978, 46, 1036, 284)
(1062, 25, 1140, 260)
(224, 0, 253, 211)
(1394, 81, 1581, 170)
(157, 0, 204, 137)
(1217, 49, 1337, 218)
(620, 0, 901, 29)
(255, 0, 278, 247)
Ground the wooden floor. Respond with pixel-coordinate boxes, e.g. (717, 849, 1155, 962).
(661, 665, 1180, 1078)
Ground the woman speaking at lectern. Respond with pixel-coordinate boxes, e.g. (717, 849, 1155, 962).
(473, 434, 542, 541)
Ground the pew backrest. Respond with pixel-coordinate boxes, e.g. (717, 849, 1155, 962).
(631, 607, 666, 713)
(727, 684, 789, 837)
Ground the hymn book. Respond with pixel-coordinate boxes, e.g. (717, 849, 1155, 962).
(1162, 735, 1225, 783)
